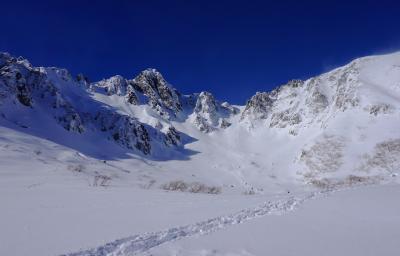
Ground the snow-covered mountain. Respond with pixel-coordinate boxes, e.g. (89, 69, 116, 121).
(1, 51, 400, 193)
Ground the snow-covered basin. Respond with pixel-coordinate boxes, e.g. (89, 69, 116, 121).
(0, 179, 281, 256)
(147, 183, 400, 256)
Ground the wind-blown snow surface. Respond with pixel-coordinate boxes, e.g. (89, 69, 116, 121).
(1, 51, 400, 256)
(146, 184, 400, 256)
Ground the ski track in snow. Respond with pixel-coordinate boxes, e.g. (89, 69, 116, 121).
(62, 189, 333, 256)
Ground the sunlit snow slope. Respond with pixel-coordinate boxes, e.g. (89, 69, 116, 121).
(1, 51, 400, 194)
(1, 51, 400, 256)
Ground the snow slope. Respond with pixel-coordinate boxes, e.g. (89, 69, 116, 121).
(1, 51, 400, 256)
(0, 177, 273, 256)
(1, 51, 400, 193)
(147, 184, 400, 256)
(63, 190, 316, 256)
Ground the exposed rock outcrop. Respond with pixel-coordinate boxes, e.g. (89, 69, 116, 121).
(132, 69, 182, 119)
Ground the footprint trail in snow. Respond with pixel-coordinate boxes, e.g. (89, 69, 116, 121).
(62, 189, 331, 256)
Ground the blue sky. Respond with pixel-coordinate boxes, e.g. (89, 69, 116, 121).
(2, 0, 400, 104)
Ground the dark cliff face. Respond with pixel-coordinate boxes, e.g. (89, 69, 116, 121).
(132, 69, 182, 119)
(94, 69, 183, 120)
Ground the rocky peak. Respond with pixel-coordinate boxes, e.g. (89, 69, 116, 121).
(96, 75, 128, 95)
(0, 52, 12, 67)
(191, 91, 219, 132)
(241, 92, 275, 121)
(191, 91, 236, 132)
(194, 92, 218, 118)
(47, 67, 73, 82)
(286, 79, 304, 88)
(131, 68, 182, 118)
(94, 75, 139, 105)
(0, 54, 85, 132)
(0, 53, 184, 155)
(221, 102, 240, 115)
(76, 73, 90, 88)
(0, 54, 36, 107)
